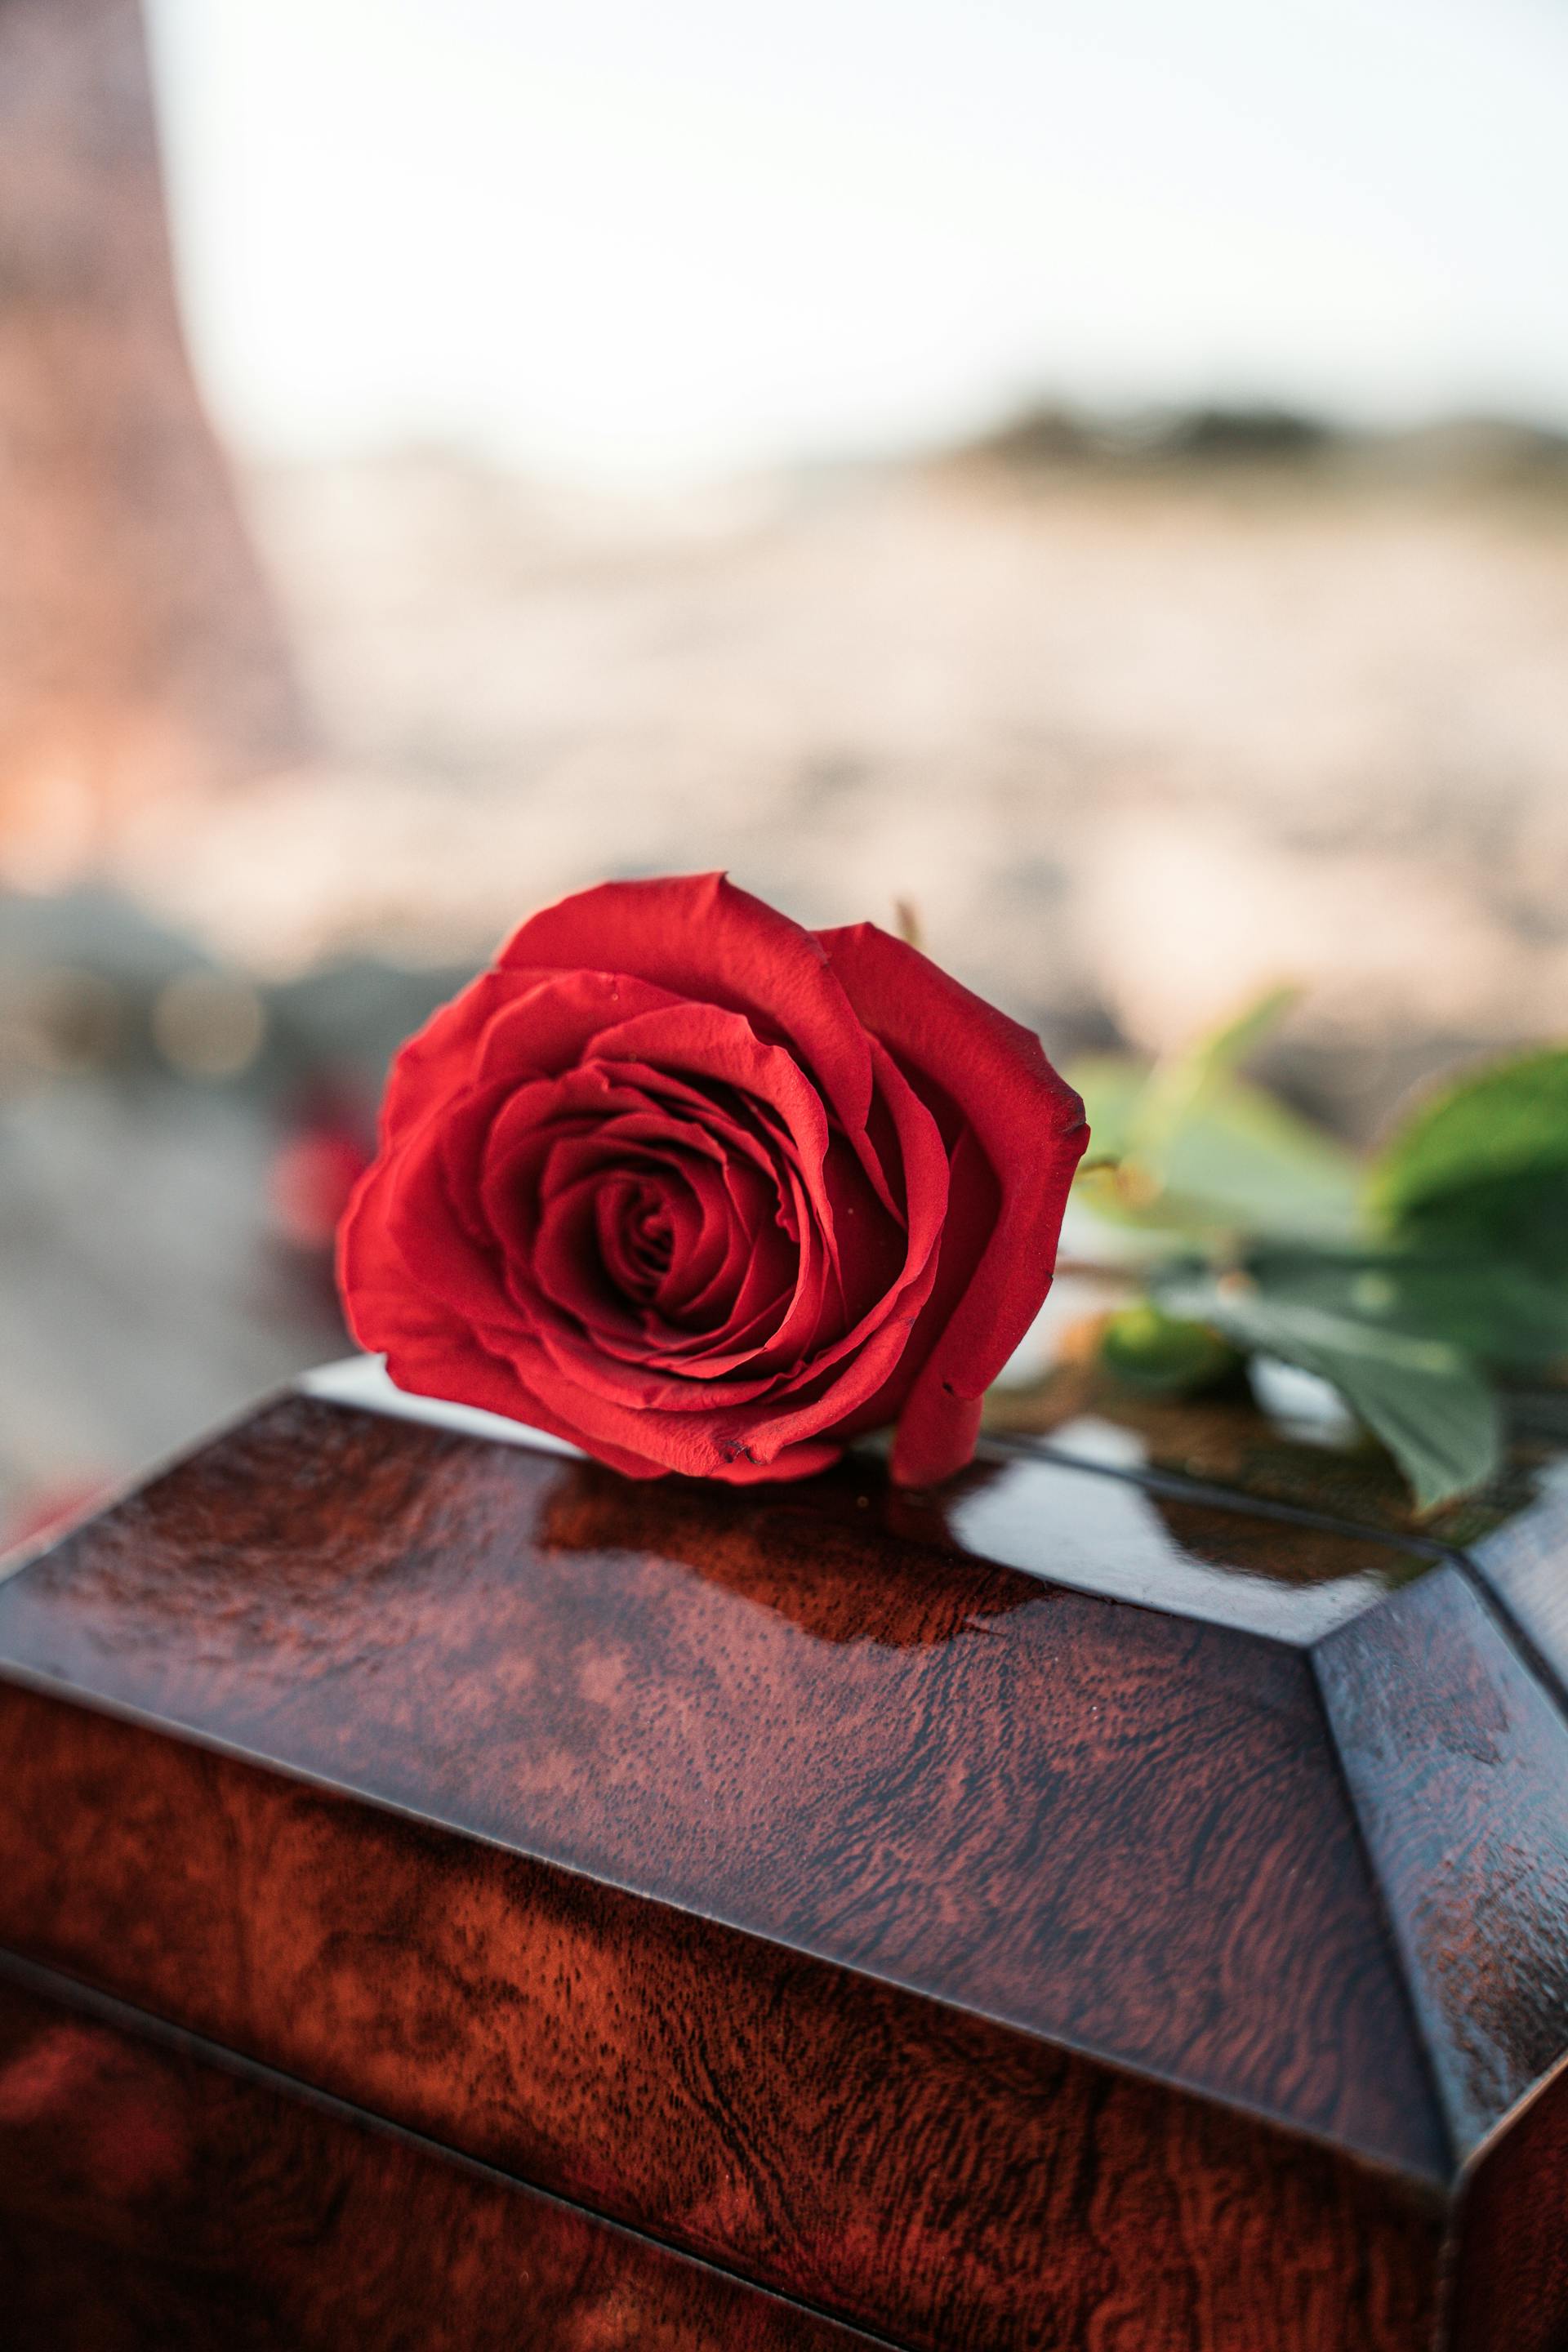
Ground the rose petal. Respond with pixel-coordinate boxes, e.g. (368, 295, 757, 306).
(499, 874, 875, 1136)
(818, 921, 1086, 1484)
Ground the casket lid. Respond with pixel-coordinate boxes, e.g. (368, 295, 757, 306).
(2, 1361, 1567, 2349)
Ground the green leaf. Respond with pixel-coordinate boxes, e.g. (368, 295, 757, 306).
(1098, 1303, 1242, 1396)
(1067, 986, 1361, 1246)
(1155, 1265, 1503, 1511)
(1136, 982, 1302, 1143)
(1067, 1053, 1361, 1246)
(1374, 1046, 1568, 1214)
(1198, 982, 1303, 1073)
(1233, 1246, 1568, 1374)
(1371, 1047, 1568, 1281)
(1065, 1054, 1151, 1166)
(1151, 1082, 1362, 1243)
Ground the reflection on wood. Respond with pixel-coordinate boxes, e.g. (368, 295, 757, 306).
(987, 1352, 1559, 1548)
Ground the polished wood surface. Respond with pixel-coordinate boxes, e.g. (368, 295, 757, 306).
(1317, 1566, 1568, 2154)
(1450, 2065, 1568, 2352)
(987, 1355, 1560, 1553)
(0, 1676, 1449, 2352)
(0, 1953, 880, 2350)
(1, 1380, 1566, 2349)
(1470, 1464, 1568, 1705)
(0, 1396, 1441, 2157)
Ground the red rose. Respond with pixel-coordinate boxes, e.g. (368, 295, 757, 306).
(339, 875, 1086, 1486)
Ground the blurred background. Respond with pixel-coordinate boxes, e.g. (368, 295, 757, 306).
(3, 0, 1566, 1539)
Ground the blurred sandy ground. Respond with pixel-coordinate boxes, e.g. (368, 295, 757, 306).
(122, 438, 1568, 1119)
(7, 433, 1568, 1536)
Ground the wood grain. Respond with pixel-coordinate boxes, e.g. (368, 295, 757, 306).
(1469, 1469, 1568, 1705)
(5, 1388, 1567, 2347)
(0, 1396, 1442, 2168)
(0, 1953, 880, 2351)
(0, 1685, 1447, 2352)
(1450, 2062, 1568, 2352)
(1316, 1565, 1568, 2158)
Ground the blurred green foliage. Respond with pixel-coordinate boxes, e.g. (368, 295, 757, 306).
(1066, 1010, 1568, 1512)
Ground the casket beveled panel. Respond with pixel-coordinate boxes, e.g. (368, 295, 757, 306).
(1469, 1468, 1568, 1706)
(0, 1681, 1450, 2352)
(1317, 1567, 1568, 2157)
(0, 1392, 1440, 2174)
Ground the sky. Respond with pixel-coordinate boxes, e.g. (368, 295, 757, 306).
(146, 0, 1568, 489)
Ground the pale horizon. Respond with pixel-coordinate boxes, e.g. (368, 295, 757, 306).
(147, 0, 1568, 490)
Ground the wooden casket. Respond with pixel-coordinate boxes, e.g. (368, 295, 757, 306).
(2, 1358, 1566, 2351)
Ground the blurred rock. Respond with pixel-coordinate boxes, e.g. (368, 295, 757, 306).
(0, 0, 309, 884)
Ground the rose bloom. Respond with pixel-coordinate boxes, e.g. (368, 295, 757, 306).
(339, 875, 1086, 1486)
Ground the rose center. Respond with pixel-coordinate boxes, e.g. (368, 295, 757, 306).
(598, 1176, 676, 1303)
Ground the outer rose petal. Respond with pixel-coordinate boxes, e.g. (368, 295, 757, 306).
(817, 921, 1088, 1484)
(498, 874, 875, 1138)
